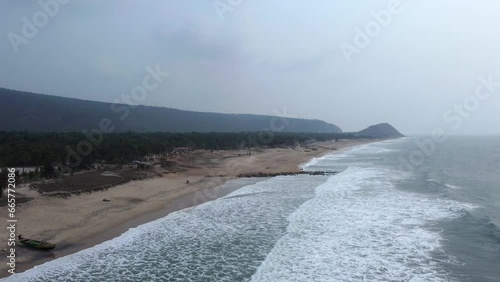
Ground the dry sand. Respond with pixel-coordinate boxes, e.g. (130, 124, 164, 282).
(0, 139, 377, 275)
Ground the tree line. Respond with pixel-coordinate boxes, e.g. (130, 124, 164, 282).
(0, 131, 365, 169)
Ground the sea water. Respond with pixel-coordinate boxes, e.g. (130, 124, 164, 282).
(6, 137, 500, 281)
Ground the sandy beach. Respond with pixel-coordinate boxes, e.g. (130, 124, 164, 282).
(1, 139, 376, 276)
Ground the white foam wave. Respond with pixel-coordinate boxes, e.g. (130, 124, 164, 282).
(445, 184, 462, 190)
(251, 167, 470, 282)
(6, 176, 328, 282)
(427, 179, 462, 190)
(303, 140, 403, 170)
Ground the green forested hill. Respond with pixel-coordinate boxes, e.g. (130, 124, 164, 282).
(357, 123, 405, 138)
(0, 88, 343, 133)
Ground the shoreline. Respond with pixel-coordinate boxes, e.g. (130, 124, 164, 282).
(1, 139, 379, 277)
(9, 177, 267, 275)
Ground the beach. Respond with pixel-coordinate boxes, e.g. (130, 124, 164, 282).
(1, 139, 374, 276)
(4, 137, 496, 281)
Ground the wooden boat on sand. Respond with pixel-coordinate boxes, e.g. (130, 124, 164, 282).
(18, 235, 56, 250)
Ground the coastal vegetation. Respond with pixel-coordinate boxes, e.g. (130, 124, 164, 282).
(0, 131, 362, 169)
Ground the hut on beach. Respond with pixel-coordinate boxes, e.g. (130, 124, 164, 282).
(132, 161, 153, 170)
(172, 147, 193, 155)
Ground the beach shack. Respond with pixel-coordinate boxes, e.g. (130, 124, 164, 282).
(132, 161, 153, 170)
(172, 147, 193, 155)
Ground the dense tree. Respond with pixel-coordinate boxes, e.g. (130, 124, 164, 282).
(0, 131, 367, 169)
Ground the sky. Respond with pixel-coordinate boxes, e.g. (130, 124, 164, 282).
(1, 0, 499, 135)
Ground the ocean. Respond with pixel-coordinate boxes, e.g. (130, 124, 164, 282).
(6, 137, 500, 281)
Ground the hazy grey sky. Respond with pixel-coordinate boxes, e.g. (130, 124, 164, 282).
(1, 0, 499, 134)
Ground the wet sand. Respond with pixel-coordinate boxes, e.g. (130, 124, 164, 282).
(0, 139, 377, 277)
